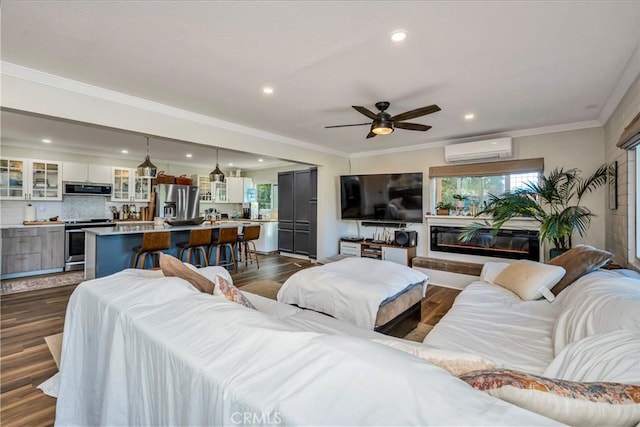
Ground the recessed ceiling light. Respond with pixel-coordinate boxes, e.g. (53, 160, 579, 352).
(121, 150, 128, 154)
(390, 30, 408, 42)
(464, 113, 475, 120)
(258, 158, 264, 162)
(186, 153, 193, 158)
(262, 86, 274, 95)
(42, 138, 52, 143)
(228, 163, 233, 166)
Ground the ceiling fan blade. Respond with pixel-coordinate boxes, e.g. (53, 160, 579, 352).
(395, 122, 432, 132)
(325, 122, 372, 129)
(366, 131, 377, 139)
(352, 106, 379, 120)
(391, 104, 441, 122)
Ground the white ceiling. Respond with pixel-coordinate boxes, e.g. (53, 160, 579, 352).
(1, 1, 640, 161)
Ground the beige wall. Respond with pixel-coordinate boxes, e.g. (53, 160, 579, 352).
(604, 72, 640, 267)
(349, 127, 607, 257)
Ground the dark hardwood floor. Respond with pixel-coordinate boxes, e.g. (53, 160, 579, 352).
(0, 254, 460, 426)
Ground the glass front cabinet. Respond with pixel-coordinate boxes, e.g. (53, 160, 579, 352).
(0, 158, 62, 201)
(111, 167, 151, 202)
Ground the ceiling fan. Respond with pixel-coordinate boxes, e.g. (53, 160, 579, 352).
(325, 101, 441, 139)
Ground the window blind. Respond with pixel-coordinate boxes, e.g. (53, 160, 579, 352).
(616, 111, 640, 150)
(429, 158, 544, 178)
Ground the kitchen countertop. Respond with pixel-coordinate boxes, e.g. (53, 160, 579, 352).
(1, 223, 65, 229)
(217, 219, 278, 223)
(85, 221, 260, 236)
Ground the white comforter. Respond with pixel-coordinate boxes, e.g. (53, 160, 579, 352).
(277, 257, 428, 329)
(55, 268, 558, 426)
(423, 281, 561, 375)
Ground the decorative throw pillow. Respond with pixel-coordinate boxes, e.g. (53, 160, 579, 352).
(214, 275, 256, 309)
(548, 245, 613, 296)
(159, 253, 215, 294)
(460, 369, 640, 426)
(373, 339, 495, 376)
(493, 260, 565, 301)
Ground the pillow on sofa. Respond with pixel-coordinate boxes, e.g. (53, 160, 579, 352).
(493, 260, 565, 301)
(479, 262, 510, 284)
(373, 339, 495, 376)
(544, 330, 640, 385)
(460, 369, 640, 426)
(214, 275, 256, 309)
(159, 253, 215, 294)
(552, 272, 640, 354)
(548, 245, 613, 296)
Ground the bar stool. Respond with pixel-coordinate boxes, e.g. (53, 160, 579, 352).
(237, 225, 261, 269)
(132, 231, 171, 269)
(176, 228, 212, 267)
(208, 226, 238, 273)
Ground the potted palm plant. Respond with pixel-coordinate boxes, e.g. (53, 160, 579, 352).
(459, 165, 608, 258)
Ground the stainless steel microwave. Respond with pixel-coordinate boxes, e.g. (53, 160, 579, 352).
(63, 182, 112, 196)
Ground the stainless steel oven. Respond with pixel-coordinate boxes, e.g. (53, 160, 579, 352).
(64, 219, 114, 271)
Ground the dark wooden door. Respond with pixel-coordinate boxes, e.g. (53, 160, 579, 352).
(277, 171, 294, 253)
(293, 169, 310, 255)
(308, 167, 318, 259)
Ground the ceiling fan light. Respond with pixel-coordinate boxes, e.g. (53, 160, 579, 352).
(371, 119, 394, 135)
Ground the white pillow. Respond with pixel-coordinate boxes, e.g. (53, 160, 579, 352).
(544, 330, 640, 385)
(493, 260, 565, 301)
(461, 369, 640, 427)
(373, 339, 495, 376)
(552, 272, 640, 354)
(479, 262, 510, 284)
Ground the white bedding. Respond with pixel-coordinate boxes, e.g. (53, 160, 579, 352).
(55, 268, 559, 426)
(277, 257, 428, 329)
(423, 281, 560, 375)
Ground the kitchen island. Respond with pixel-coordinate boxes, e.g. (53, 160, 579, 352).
(84, 222, 257, 279)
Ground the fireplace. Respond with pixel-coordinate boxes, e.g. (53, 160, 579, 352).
(430, 225, 539, 261)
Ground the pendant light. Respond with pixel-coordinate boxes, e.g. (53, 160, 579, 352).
(137, 136, 158, 178)
(209, 148, 225, 182)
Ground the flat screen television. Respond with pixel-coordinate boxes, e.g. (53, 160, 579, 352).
(340, 173, 424, 223)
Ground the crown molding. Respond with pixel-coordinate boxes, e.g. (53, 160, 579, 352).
(350, 120, 603, 159)
(598, 43, 640, 125)
(1, 62, 348, 158)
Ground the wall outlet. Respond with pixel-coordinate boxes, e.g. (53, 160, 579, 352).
(37, 204, 45, 212)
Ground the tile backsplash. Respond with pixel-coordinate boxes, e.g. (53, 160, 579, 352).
(0, 197, 147, 224)
(1, 197, 248, 224)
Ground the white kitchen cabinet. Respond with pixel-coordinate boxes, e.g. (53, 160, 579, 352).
(111, 167, 151, 202)
(212, 181, 227, 203)
(192, 175, 213, 203)
(0, 157, 62, 201)
(63, 161, 111, 183)
(226, 177, 254, 203)
(254, 222, 279, 253)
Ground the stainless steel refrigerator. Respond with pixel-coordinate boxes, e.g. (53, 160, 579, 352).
(155, 184, 200, 220)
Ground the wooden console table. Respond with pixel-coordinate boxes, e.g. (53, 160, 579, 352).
(339, 239, 416, 266)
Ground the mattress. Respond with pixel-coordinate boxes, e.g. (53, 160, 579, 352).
(375, 283, 423, 327)
(278, 257, 428, 329)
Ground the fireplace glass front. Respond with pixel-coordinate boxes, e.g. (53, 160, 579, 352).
(430, 225, 540, 261)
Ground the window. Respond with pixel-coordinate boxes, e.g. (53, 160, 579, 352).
(436, 172, 540, 208)
(256, 183, 277, 210)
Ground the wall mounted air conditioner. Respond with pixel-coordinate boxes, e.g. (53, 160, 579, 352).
(444, 137, 513, 163)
